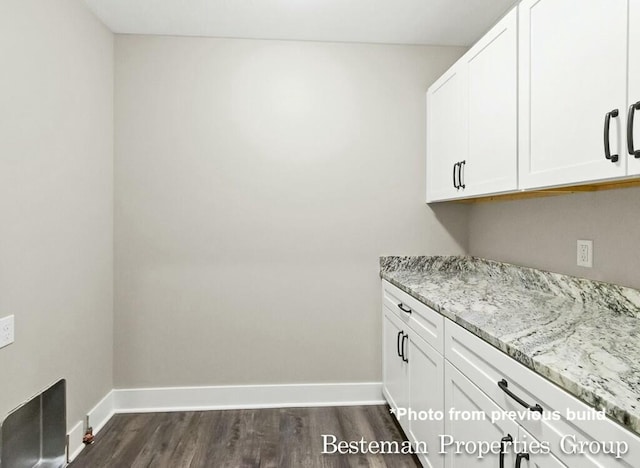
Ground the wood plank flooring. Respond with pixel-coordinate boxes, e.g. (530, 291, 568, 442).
(70, 405, 420, 467)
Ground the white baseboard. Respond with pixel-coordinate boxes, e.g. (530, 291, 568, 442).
(66, 382, 383, 457)
(66, 390, 116, 462)
(88, 390, 116, 434)
(113, 382, 384, 413)
(66, 420, 84, 463)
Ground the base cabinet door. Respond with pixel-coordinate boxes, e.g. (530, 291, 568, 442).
(518, 0, 628, 189)
(517, 428, 568, 468)
(408, 333, 445, 468)
(382, 310, 409, 424)
(444, 362, 519, 467)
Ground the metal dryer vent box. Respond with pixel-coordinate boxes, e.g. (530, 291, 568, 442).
(0, 379, 66, 468)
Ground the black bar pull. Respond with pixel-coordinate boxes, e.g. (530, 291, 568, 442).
(453, 162, 460, 189)
(516, 452, 530, 468)
(396, 331, 403, 358)
(401, 333, 408, 363)
(459, 160, 466, 189)
(497, 379, 543, 413)
(628, 101, 640, 158)
(397, 303, 412, 314)
(604, 109, 619, 162)
(499, 434, 513, 468)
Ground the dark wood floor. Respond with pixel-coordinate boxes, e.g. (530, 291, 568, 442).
(70, 405, 419, 467)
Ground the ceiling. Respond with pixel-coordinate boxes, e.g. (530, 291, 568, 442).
(84, 0, 516, 47)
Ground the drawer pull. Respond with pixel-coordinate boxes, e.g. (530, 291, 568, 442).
(499, 434, 513, 468)
(396, 331, 403, 358)
(515, 452, 530, 468)
(401, 333, 409, 363)
(497, 379, 543, 413)
(397, 303, 412, 314)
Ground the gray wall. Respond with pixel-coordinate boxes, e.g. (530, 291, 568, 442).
(468, 187, 640, 289)
(114, 35, 468, 388)
(0, 0, 114, 426)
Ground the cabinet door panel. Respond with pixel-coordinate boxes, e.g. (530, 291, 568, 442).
(464, 8, 518, 197)
(518, 428, 568, 468)
(382, 310, 408, 414)
(444, 362, 519, 467)
(629, 0, 640, 175)
(409, 334, 444, 468)
(426, 66, 464, 202)
(519, 0, 627, 189)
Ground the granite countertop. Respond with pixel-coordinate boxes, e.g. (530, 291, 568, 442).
(380, 256, 640, 435)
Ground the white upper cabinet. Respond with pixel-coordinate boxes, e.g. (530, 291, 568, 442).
(426, 65, 465, 202)
(628, 0, 640, 175)
(461, 8, 518, 198)
(518, 0, 628, 189)
(426, 0, 640, 200)
(426, 8, 518, 202)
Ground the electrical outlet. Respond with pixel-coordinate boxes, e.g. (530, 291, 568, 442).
(577, 240, 593, 268)
(0, 315, 15, 349)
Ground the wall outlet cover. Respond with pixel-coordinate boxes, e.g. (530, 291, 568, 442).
(577, 240, 593, 268)
(0, 315, 15, 348)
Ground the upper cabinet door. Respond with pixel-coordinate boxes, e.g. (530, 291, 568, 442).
(426, 65, 465, 202)
(519, 0, 628, 189)
(462, 8, 518, 197)
(628, 0, 640, 175)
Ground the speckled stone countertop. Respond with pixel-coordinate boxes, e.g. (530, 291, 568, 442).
(380, 256, 640, 435)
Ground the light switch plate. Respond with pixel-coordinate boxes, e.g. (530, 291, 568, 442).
(577, 240, 593, 268)
(0, 315, 15, 348)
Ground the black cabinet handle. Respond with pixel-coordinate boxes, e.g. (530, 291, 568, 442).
(453, 162, 460, 189)
(516, 452, 530, 468)
(604, 109, 619, 162)
(459, 160, 466, 189)
(499, 434, 513, 468)
(497, 379, 543, 413)
(396, 331, 403, 358)
(628, 101, 640, 158)
(401, 333, 408, 363)
(397, 303, 412, 314)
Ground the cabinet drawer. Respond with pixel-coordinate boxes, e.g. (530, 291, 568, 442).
(445, 321, 640, 468)
(382, 280, 444, 354)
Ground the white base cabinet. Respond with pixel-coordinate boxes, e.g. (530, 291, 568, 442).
(382, 281, 640, 467)
(382, 309, 408, 416)
(518, 428, 568, 468)
(409, 333, 445, 468)
(444, 362, 519, 467)
(382, 281, 445, 468)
